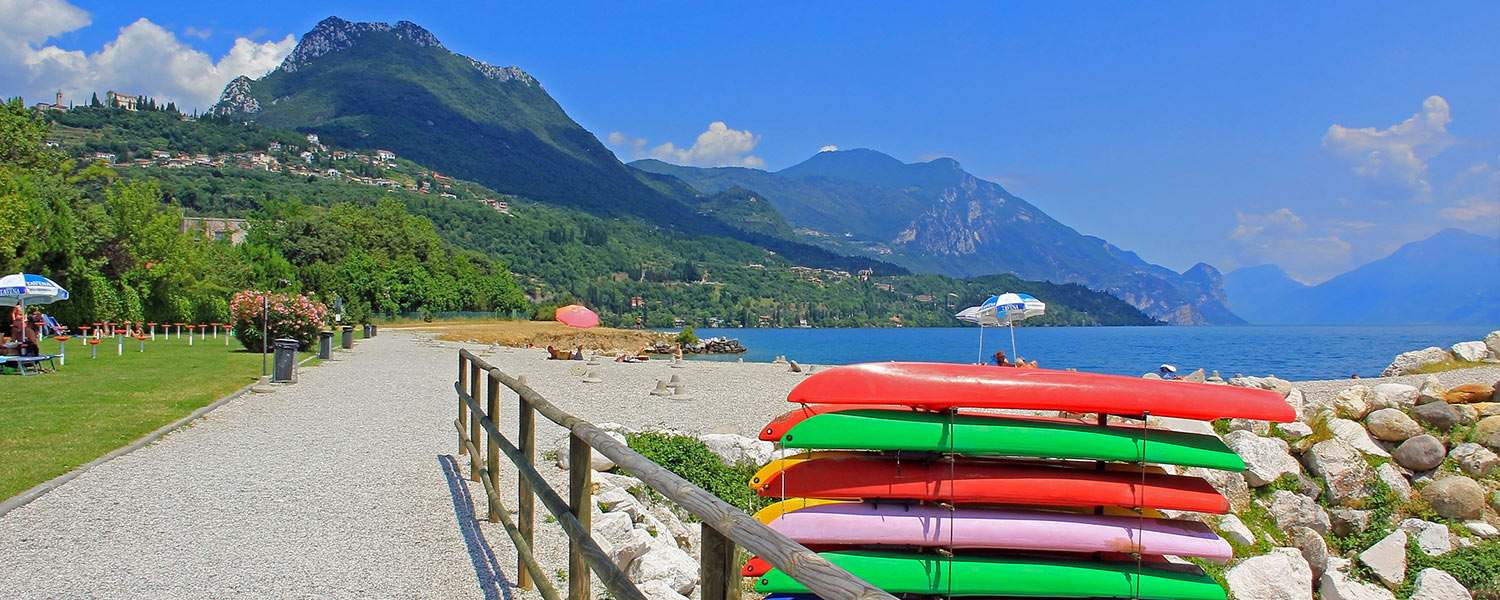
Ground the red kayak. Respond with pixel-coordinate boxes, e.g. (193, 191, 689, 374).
(788, 362, 1293, 422)
(752, 454, 1230, 514)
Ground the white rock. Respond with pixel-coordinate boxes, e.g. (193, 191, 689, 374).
(1400, 518, 1454, 556)
(1383, 347, 1454, 377)
(1226, 547, 1313, 600)
(1419, 375, 1447, 405)
(1226, 430, 1302, 486)
(1410, 568, 1471, 600)
(1303, 438, 1375, 504)
(1357, 530, 1408, 589)
(1371, 384, 1419, 410)
(636, 578, 691, 600)
(1218, 514, 1256, 546)
(1328, 418, 1392, 458)
(1449, 442, 1500, 477)
(1279, 421, 1314, 440)
(1376, 463, 1413, 501)
(1188, 467, 1253, 512)
(1365, 408, 1424, 442)
(1149, 416, 1218, 436)
(628, 546, 699, 595)
(1464, 521, 1499, 538)
(1285, 388, 1309, 421)
(1486, 331, 1500, 358)
(1336, 386, 1374, 419)
(1268, 490, 1331, 534)
(1230, 375, 1294, 396)
(1322, 568, 1399, 600)
(648, 504, 694, 552)
(1228, 418, 1272, 436)
(555, 431, 626, 471)
(594, 472, 645, 493)
(610, 527, 656, 570)
(593, 511, 636, 564)
(1452, 341, 1490, 362)
(698, 433, 774, 467)
(595, 487, 648, 521)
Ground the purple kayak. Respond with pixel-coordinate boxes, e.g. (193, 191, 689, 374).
(764, 502, 1232, 560)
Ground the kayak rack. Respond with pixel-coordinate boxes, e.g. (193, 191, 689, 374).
(454, 348, 895, 600)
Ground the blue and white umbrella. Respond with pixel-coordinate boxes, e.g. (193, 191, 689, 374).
(955, 293, 1046, 364)
(0, 273, 70, 307)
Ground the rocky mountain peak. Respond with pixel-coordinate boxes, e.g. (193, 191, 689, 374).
(392, 20, 442, 47)
(209, 75, 259, 116)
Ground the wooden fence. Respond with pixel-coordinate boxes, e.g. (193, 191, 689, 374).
(453, 349, 894, 600)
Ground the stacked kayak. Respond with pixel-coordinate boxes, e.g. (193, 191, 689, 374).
(745, 362, 1294, 599)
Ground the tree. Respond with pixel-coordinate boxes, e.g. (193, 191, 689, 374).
(91, 92, 101, 108)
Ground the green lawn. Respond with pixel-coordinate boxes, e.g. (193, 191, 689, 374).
(0, 335, 263, 500)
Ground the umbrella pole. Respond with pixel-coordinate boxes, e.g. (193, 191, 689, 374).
(1010, 322, 1018, 364)
(977, 325, 984, 365)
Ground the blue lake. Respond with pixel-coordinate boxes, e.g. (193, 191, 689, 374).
(683, 325, 1497, 381)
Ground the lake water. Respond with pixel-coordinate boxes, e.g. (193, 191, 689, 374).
(684, 325, 1498, 381)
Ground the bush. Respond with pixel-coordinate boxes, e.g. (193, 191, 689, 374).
(675, 325, 698, 345)
(625, 432, 762, 516)
(229, 290, 328, 352)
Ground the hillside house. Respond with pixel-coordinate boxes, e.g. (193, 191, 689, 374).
(180, 217, 250, 245)
(85, 152, 116, 163)
(33, 91, 65, 111)
(268, 142, 282, 151)
(305, 133, 320, 147)
(106, 91, 137, 111)
(376, 150, 396, 161)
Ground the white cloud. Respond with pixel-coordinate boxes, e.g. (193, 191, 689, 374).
(1322, 95, 1455, 196)
(183, 25, 212, 40)
(608, 122, 765, 168)
(819, 145, 838, 152)
(0, 0, 293, 112)
(1230, 208, 1353, 283)
(1439, 197, 1500, 221)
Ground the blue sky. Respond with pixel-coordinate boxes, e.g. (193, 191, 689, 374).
(7, 1, 1497, 283)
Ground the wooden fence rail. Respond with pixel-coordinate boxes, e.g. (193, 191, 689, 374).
(454, 349, 894, 600)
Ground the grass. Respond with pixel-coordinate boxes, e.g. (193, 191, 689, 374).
(0, 335, 262, 500)
(1409, 359, 1491, 375)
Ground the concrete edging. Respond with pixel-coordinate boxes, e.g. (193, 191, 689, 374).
(0, 352, 329, 518)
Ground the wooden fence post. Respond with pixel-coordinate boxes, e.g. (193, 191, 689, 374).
(701, 523, 739, 600)
(568, 433, 593, 600)
(518, 375, 536, 590)
(486, 370, 501, 523)
(457, 354, 468, 456)
(469, 361, 482, 482)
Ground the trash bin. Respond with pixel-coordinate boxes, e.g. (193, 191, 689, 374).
(318, 331, 333, 359)
(361, 324, 371, 339)
(370, 324, 378, 337)
(341, 326, 354, 349)
(272, 338, 298, 383)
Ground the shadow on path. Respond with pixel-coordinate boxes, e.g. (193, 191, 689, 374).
(440, 454, 514, 600)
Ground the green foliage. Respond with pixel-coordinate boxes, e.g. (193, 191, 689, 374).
(229, 289, 328, 352)
(675, 326, 698, 345)
(1410, 359, 1490, 375)
(1328, 478, 1398, 555)
(624, 432, 763, 516)
(1401, 538, 1500, 596)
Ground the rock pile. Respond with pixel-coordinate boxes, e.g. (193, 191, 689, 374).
(1219, 362, 1500, 600)
(647, 337, 747, 355)
(1383, 332, 1500, 376)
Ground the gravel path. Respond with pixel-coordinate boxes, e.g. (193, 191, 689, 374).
(0, 334, 516, 599)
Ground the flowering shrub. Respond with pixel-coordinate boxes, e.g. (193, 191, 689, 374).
(229, 290, 328, 352)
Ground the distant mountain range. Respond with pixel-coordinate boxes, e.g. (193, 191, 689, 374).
(1223, 228, 1500, 325)
(633, 151, 1244, 324)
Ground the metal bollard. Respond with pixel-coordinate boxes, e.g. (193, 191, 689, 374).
(318, 331, 333, 359)
(271, 338, 298, 383)
(341, 326, 354, 349)
(370, 324, 377, 337)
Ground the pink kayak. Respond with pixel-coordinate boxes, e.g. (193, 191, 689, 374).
(762, 502, 1231, 560)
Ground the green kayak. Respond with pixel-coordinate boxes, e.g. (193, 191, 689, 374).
(754, 550, 1226, 600)
(779, 409, 1245, 471)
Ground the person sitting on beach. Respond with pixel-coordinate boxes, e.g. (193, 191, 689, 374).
(1159, 364, 1179, 380)
(993, 350, 1015, 367)
(8, 307, 38, 357)
(673, 343, 683, 360)
(570, 345, 584, 360)
(546, 345, 567, 360)
(1017, 356, 1039, 369)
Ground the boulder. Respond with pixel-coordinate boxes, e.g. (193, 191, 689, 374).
(1331, 508, 1372, 536)
(556, 431, 626, 472)
(1184, 368, 1207, 383)
(1454, 404, 1478, 425)
(1487, 330, 1500, 358)
(594, 472, 645, 494)
(628, 546, 699, 595)
(1217, 514, 1256, 546)
(1465, 521, 1499, 538)
(1287, 525, 1330, 580)
(1399, 518, 1454, 557)
(1418, 375, 1447, 405)
(1449, 442, 1499, 477)
(1359, 530, 1408, 589)
(1422, 476, 1486, 520)
(1328, 418, 1392, 457)
(610, 527, 657, 571)
(1280, 421, 1314, 440)
(1475, 416, 1500, 452)
(1229, 375, 1294, 396)
(1188, 467, 1252, 512)
(1303, 438, 1374, 504)
(1226, 547, 1313, 600)
(1365, 408, 1423, 441)
(595, 487, 648, 521)
(1335, 386, 1374, 419)
(698, 433, 774, 467)
(1268, 490, 1331, 534)
(636, 579, 690, 600)
(1475, 402, 1500, 417)
(1446, 383, 1494, 404)
(1410, 568, 1471, 600)
(1383, 348, 1453, 377)
(1393, 435, 1447, 471)
(1321, 568, 1398, 600)
(648, 504, 695, 553)
(1285, 388, 1309, 421)
(1370, 384, 1419, 410)
(1225, 430, 1302, 486)
(1412, 402, 1460, 432)
(1228, 418, 1272, 436)
(1377, 463, 1414, 501)
(1451, 341, 1491, 362)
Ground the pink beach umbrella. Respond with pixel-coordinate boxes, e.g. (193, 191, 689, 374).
(554, 304, 599, 329)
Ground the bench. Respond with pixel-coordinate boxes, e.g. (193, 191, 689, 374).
(0, 354, 59, 375)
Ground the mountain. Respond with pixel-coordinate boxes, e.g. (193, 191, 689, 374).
(1224, 229, 1500, 324)
(208, 17, 903, 276)
(633, 150, 1244, 325)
